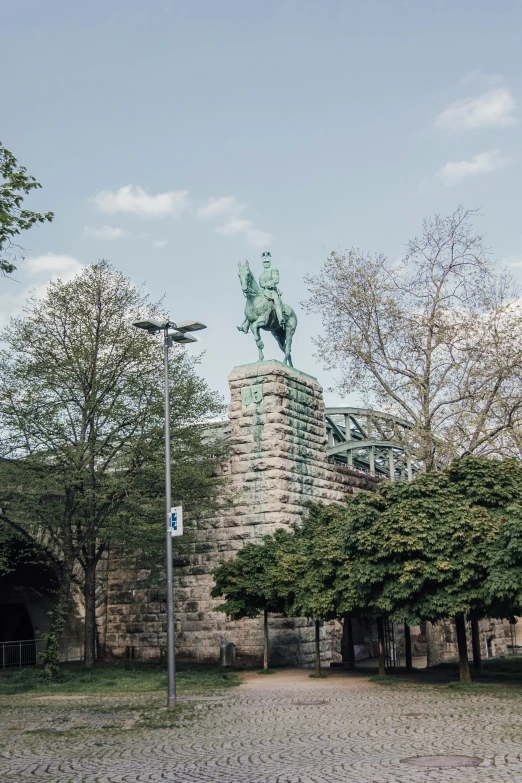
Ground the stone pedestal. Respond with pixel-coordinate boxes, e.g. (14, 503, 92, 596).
(226, 361, 355, 535)
(103, 361, 380, 666)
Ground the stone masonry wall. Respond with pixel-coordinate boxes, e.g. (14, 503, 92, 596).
(426, 618, 507, 666)
(103, 361, 381, 666)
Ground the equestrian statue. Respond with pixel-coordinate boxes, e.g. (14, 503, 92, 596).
(237, 251, 297, 366)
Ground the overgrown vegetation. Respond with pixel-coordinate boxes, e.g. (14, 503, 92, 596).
(0, 662, 240, 696)
(370, 656, 522, 695)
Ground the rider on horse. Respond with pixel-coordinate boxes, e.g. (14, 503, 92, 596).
(237, 254, 297, 366)
(259, 251, 285, 328)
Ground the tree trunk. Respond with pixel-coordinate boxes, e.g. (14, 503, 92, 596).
(455, 613, 472, 683)
(43, 557, 74, 675)
(342, 614, 355, 669)
(404, 624, 412, 672)
(315, 619, 321, 675)
(470, 615, 482, 671)
(83, 556, 97, 669)
(42, 494, 77, 675)
(425, 621, 444, 667)
(376, 617, 386, 676)
(263, 608, 269, 670)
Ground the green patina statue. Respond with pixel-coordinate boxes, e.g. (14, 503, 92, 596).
(237, 251, 297, 366)
(259, 250, 285, 327)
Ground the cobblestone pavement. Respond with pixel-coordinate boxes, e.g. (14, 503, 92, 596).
(2, 669, 522, 782)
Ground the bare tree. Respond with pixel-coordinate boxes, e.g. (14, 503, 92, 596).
(304, 207, 522, 471)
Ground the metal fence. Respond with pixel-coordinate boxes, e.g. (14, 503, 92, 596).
(383, 620, 401, 668)
(0, 637, 83, 668)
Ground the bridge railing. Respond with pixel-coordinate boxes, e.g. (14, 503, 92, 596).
(0, 637, 83, 668)
(325, 407, 418, 480)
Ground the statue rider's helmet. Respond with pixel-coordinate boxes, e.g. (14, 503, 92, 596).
(261, 250, 272, 268)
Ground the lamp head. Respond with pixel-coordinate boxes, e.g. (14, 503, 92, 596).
(168, 330, 198, 344)
(132, 319, 167, 333)
(174, 320, 207, 333)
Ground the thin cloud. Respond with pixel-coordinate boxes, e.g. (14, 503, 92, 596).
(202, 194, 272, 247)
(93, 185, 188, 218)
(215, 219, 254, 236)
(504, 256, 522, 269)
(484, 74, 505, 87)
(437, 150, 510, 186)
(0, 254, 84, 330)
(197, 196, 244, 220)
(457, 70, 504, 88)
(246, 229, 272, 247)
(25, 253, 84, 279)
(83, 225, 127, 240)
(435, 88, 516, 131)
(152, 239, 168, 249)
(215, 219, 272, 247)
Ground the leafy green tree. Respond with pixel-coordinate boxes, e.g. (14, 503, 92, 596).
(0, 261, 224, 667)
(456, 458, 522, 628)
(278, 503, 393, 676)
(0, 143, 53, 275)
(340, 456, 522, 682)
(211, 537, 286, 669)
(270, 505, 354, 675)
(212, 511, 355, 675)
(213, 504, 365, 676)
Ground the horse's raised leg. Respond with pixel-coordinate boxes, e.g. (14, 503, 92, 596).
(237, 317, 250, 334)
(251, 318, 267, 362)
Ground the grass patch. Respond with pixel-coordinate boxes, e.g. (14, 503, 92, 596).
(427, 656, 522, 684)
(309, 672, 327, 678)
(0, 662, 240, 697)
(369, 674, 400, 687)
(368, 657, 522, 696)
(440, 681, 522, 697)
(135, 702, 199, 730)
(257, 669, 276, 675)
(369, 674, 515, 695)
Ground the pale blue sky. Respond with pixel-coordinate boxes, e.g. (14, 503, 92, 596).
(2, 0, 522, 406)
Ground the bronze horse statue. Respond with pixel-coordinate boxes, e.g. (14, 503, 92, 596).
(237, 260, 297, 366)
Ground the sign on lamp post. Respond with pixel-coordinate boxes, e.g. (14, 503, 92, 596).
(170, 506, 183, 537)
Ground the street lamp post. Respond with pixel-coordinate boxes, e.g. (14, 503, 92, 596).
(133, 317, 206, 708)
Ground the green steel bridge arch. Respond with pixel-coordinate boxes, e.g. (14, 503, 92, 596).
(325, 407, 417, 480)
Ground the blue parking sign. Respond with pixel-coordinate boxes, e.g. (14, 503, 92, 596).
(170, 506, 183, 537)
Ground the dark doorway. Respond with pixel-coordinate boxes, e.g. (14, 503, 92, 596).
(0, 542, 61, 667)
(0, 603, 38, 666)
(0, 603, 34, 643)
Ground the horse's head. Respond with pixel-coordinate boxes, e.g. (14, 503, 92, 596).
(238, 260, 253, 296)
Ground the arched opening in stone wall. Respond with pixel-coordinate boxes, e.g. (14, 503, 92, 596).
(0, 602, 34, 643)
(0, 555, 58, 643)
